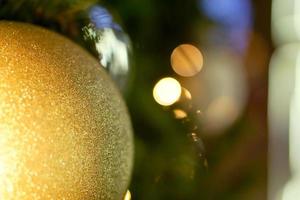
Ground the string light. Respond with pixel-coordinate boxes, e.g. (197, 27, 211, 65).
(173, 109, 188, 119)
(170, 44, 203, 77)
(153, 77, 182, 106)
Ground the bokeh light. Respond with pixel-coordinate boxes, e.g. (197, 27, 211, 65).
(272, 0, 300, 45)
(182, 87, 192, 100)
(170, 44, 203, 77)
(186, 47, 247, 133)
(173, 109, 188, 119)
(124, 190, 131, 200)
(269, 1, 300, 198)
(199, 0, 252, 52)
(282, 177, 300, 200)
(200, 0, 252, 29)
(153, 77, 182, 106)
(205, 96, 239, 131)
(268, 44, 300, 199)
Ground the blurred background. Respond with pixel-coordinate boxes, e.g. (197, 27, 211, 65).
(1, 0, 295, 199)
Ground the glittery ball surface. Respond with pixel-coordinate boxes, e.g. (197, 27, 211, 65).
(0, 21, 133, 200)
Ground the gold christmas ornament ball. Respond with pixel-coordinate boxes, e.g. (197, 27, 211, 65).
(0, 21, 133, 199)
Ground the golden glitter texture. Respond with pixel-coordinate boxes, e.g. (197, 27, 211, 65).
(0, 21, 133, 200)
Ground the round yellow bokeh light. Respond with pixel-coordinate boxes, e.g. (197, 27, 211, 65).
(153, 77, 182, 106)
(170, 44, 203, 77)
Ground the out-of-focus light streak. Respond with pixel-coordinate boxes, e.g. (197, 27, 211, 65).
(269, 0, 300, 199)
(296, 1, 300, 40)
(281, 51, 300, 200)
(268, 45, 298, 200)
(272, 0, 300, 45)
(289, 53, 300, 175)
(268, 46, 296, 199)
(268, 46, 297, 198)
(282, 176, 300, 200)
(153, 77, 182, 106)
(268, 44, 298, 136)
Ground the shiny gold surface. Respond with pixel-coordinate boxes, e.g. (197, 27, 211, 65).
(0, 21, 133, 200)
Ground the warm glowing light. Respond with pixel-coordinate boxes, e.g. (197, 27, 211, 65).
(205, 96, 239, 131)
(190, 133, 199, 142)
(173, 109, 187, 119)
(272, 0, 300, 44)
(190, 48, 247, 133)
(282, 177, 300, 200)
(269, 1, 300, 199)
(153, 77, 182, 106)
(124, 190, 131, 200)
(182, 87, 192, 100)
(171, 44, 203, 77)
